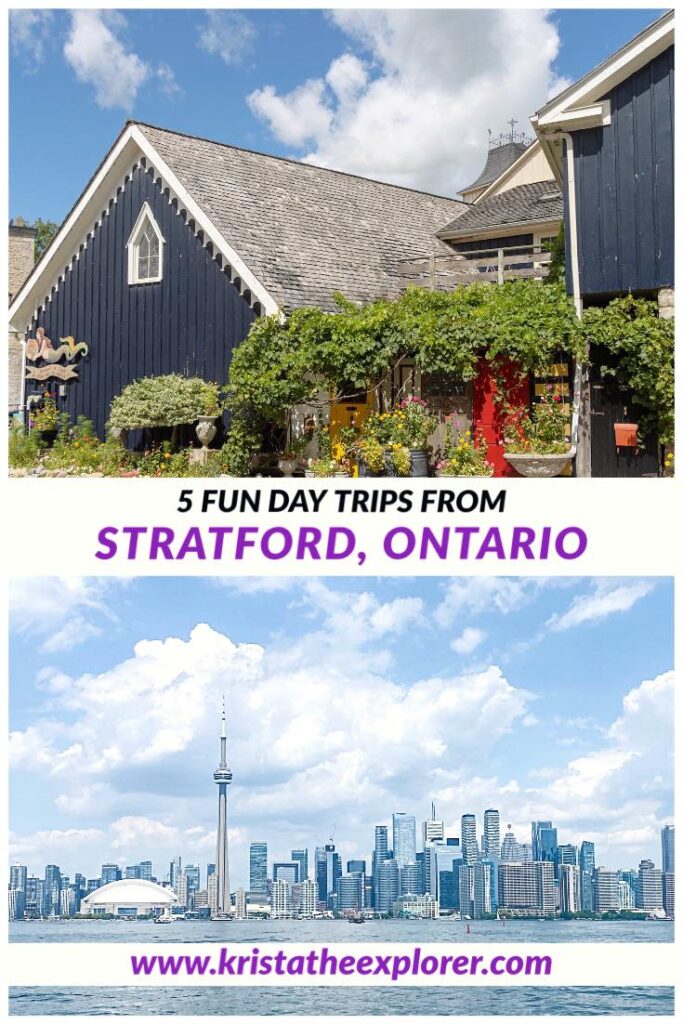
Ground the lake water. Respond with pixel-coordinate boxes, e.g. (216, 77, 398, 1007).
(9, 919, 674, 1016)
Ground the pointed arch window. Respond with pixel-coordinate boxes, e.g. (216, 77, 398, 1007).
(127, 202, 164, 284)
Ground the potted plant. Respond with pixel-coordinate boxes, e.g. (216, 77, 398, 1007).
(278, 434, 309, 476)
(195, 384, 222, 451)
(30, 393, 59, 445)
(436, 421, 494, 477)
(502, 389, 575, 478)
(391, 397, 436, 476)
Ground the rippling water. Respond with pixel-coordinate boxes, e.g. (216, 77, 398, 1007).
(8, 986, 674, 1016)
(9, 917, 674, 944)
(9, 920, 674, 1015)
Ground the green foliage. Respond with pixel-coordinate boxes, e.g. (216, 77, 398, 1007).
(43, 415, 103, 472)
(545, 223, 565, 285)
(8, 422, 40, 468)
(581, 295, 674, 446)
(503, 390, 571, 455)
(218, 415, 263, 476)
(225, 282, 582, 452)
(31, 218, 59, 261)
(437, 422, 493, 476)
(29, 394, 59, 433)
(109, 375, 222, 431)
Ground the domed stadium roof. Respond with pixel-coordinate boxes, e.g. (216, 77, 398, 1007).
(82, 879, 177, 907)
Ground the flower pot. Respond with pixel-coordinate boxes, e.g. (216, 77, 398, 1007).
(503, 448, 575, 478)
(277, 458, 297, 477)
(409, 449, 429, 477)
(195, 415, 218, 451)
(614, 423, 638, 448)
(358, 459, 384, 478)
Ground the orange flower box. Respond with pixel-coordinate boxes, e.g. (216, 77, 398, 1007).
(614, 423, 639, 448)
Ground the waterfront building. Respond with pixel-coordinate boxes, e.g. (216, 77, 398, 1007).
(460, 814, 478, 866)
(169, 857, 182, 890)
(592, 868, 619, 913)
(25, 877, 44, 918)
(483, 810, 501, 859)
(558, 864, 581, 913)
(399, 861, 423, 897)
(249, 843, 268, 899)
(661, 825, 675, 874)
(125, 865, 141, 879)
(234, 887, 247, 919)
(423, 803, 445, 847)
(208, 871, 218, 916)
(372, 825, 390, 907)
(394, 893, 438, 918)
(44, 865, 62, 916)
(185, 864, 200, 896)
(501, 826, 522, 862)
(555, 844, 578, 867)
(139, 861, 153, 882)
(292, 849, 308, 882)
(273, 862, 299, 884)
(194, 888, 209, 911)
(617, 879, 634, 910)
(337, 873, 364, 912)
(662, 873, 675, 919)
(315, 843, 341, 906)
(532, 821, 557, 867)
(460, 861, 493, 918)
(346, 860, 366, 875)
(80, 879, 177, 917)
(636, 859, 663, 912)
(8, 889, 26, 921)
(101, 864, 121, 885)
(299, 879, 318, 918)
(377, 859, 400, 913)
(10, 865, 27, 893)
(271, 879, 292, 918)
(498, 861, 554, 913)
(438, 870, 458, 910)
(392, 813, 417, 868)
(213, 701, 233, 916)
(176, 874, 188, 908)
(579, 841, 596, 912)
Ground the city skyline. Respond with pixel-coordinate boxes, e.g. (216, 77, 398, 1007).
(9, 576, 673, 881)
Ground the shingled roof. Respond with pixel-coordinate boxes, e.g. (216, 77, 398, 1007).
(437, 180, 563, 239)
(460, 141, 530, 194)
(135, 122, 468, 312)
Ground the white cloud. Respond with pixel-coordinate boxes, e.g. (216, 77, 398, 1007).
(10, 10, 55, 66)
(155, 62, 181, 99)
(10, 577, 117, 653)
(547, 581, 653, 632)
(63, 11, 149, 111)
(197, 11, 255, 66)
(451, 626, 486, 655)
(435, 578, 540, 628)
(247, 10, 569, 195)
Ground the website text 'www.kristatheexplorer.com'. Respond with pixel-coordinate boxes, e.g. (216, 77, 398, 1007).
(130, 946, 553, 982)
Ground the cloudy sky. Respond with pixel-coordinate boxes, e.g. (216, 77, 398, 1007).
(9, 576, 673, 886)
(10, 8, 662, 220)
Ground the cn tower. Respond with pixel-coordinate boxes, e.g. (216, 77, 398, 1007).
(213, 699, 232, 916)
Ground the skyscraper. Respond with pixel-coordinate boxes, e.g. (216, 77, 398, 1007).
(422, 803, 444, 846)
(483, 810, 500, 859)
(377, 859, 400, 913)
(292, 849, 308, 882)
(636, 859, 663, 911)
(392, 813, 417, 868)
(213, 700, 232, 916)
(460, 814, 478, 866)
(579, 841, 596, 912)
(9, 865, 27, 893)
(372, 825, 389, 908)
(661, 825, 675, 874)
(532, 821, 557, 865)
(249, 843, 268, 898)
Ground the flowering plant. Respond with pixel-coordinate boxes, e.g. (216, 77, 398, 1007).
(437, 420, 493, 476)
(30, 394, 59, 434)
(503, 388, 571, 455)
(390, 396, 436, 450)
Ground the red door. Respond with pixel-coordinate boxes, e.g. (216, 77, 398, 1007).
(473, 358, 530, 477)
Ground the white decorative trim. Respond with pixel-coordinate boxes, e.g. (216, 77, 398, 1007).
(533, 11, 672, 131)
(8, 123, 280, 333)
(126, 201, 165, 285)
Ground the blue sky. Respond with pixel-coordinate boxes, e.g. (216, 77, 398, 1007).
(9, 8, 664, 222)
(9, 576, 673, 885)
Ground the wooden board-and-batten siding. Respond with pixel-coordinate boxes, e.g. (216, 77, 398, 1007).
(566, 44, 674, 298)
(26, 162, 257, 441)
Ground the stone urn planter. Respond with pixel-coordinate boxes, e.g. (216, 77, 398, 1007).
(409, 449, 429, 477)
(277, 458, 298, 477)
(503, 447, 576, 478)
(195, 415, 218, 451)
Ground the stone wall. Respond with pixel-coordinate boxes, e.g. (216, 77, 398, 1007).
(658, 287, 674, 320)
(8, 218, 36, 413)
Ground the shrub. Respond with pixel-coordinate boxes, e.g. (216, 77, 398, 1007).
(8, 422, 40, 468)
(109, 375, 222, 431)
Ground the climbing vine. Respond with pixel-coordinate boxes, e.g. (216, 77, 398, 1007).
(581, 295, 674, 446)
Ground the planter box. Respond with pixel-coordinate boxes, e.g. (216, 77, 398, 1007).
(503, 448, 575, 478)
(409, 449, 429, 477)
(614, 423, 638, 448)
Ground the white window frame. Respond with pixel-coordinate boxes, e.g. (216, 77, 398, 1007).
(127, 201, 165, 285)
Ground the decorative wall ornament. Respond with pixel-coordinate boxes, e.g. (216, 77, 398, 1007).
(25, 327, 89, 382)
(26, 327, 89, 364)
